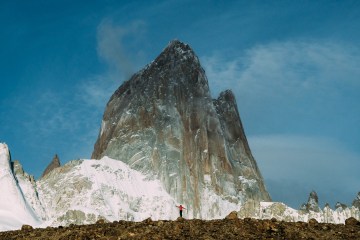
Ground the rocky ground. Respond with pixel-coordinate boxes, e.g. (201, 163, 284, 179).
(0, 215, 359, 240)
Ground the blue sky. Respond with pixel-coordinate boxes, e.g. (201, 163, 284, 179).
(0, 0, 359, 209)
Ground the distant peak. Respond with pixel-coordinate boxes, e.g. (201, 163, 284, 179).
(41, 154, 61, 178)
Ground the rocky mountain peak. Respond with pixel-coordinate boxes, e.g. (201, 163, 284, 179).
(92, 40, 270, 218)
(41, 154, 61, 178)
(353, 192, 360, 209)
(306, 191, 320, 212)
(162, 39, 197, 61)
(145, 39, 200, 78)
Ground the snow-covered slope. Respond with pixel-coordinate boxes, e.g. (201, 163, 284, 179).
(0, 143, 40, 231)
(36, 156, 241, 227)
(36, 157, 178, 226)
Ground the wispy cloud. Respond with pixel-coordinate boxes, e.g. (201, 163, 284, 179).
(79, 20, 147, 110)
(97, 19, 146, 79)
(202, 40, 360, 100)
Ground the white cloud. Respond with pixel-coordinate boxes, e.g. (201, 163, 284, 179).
(202, 40, 360, 100)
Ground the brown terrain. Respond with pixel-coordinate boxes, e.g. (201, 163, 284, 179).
(1, 214, 359, 240)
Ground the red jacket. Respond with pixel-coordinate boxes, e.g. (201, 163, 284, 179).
(177, 205, 185, 210)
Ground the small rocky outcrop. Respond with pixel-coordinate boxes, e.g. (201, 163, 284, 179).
(225, 211, 238, 220)
(21, 224, 33, 231)
(41, 154, 61, 178)
(345, 217, 359, 226)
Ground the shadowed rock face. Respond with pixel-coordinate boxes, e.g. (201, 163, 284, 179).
(92, 40, 270, 217)
(41, 154, 61, 178)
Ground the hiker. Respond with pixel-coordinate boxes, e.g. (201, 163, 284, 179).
(176, 204, 186, 217)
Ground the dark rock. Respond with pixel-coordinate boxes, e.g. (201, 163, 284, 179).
(21, 225, 33, 231)
(225, 211, 238, 220)
(308, 218, 318, 224)
(41, 154, 61, 178)
(345, 217, 359, 226)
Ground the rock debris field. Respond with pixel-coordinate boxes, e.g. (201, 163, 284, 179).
(1, 215, 359, 240)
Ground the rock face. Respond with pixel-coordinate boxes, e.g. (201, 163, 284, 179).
(41, 154, 61, 178)
(91, 40, 270, 217)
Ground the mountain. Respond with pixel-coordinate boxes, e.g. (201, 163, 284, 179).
(92, 40, 270, 218)
(41, 154, 61, 178)
(0, 143, 40, 231)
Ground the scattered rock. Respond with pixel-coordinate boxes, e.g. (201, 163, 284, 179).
(1, 217, 359, 239)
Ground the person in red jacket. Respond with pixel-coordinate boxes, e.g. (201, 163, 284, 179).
(176, 204, 186, 217)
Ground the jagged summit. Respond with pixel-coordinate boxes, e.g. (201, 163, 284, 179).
(163, 39, 197, 59)
(41, 154, 61, 178)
